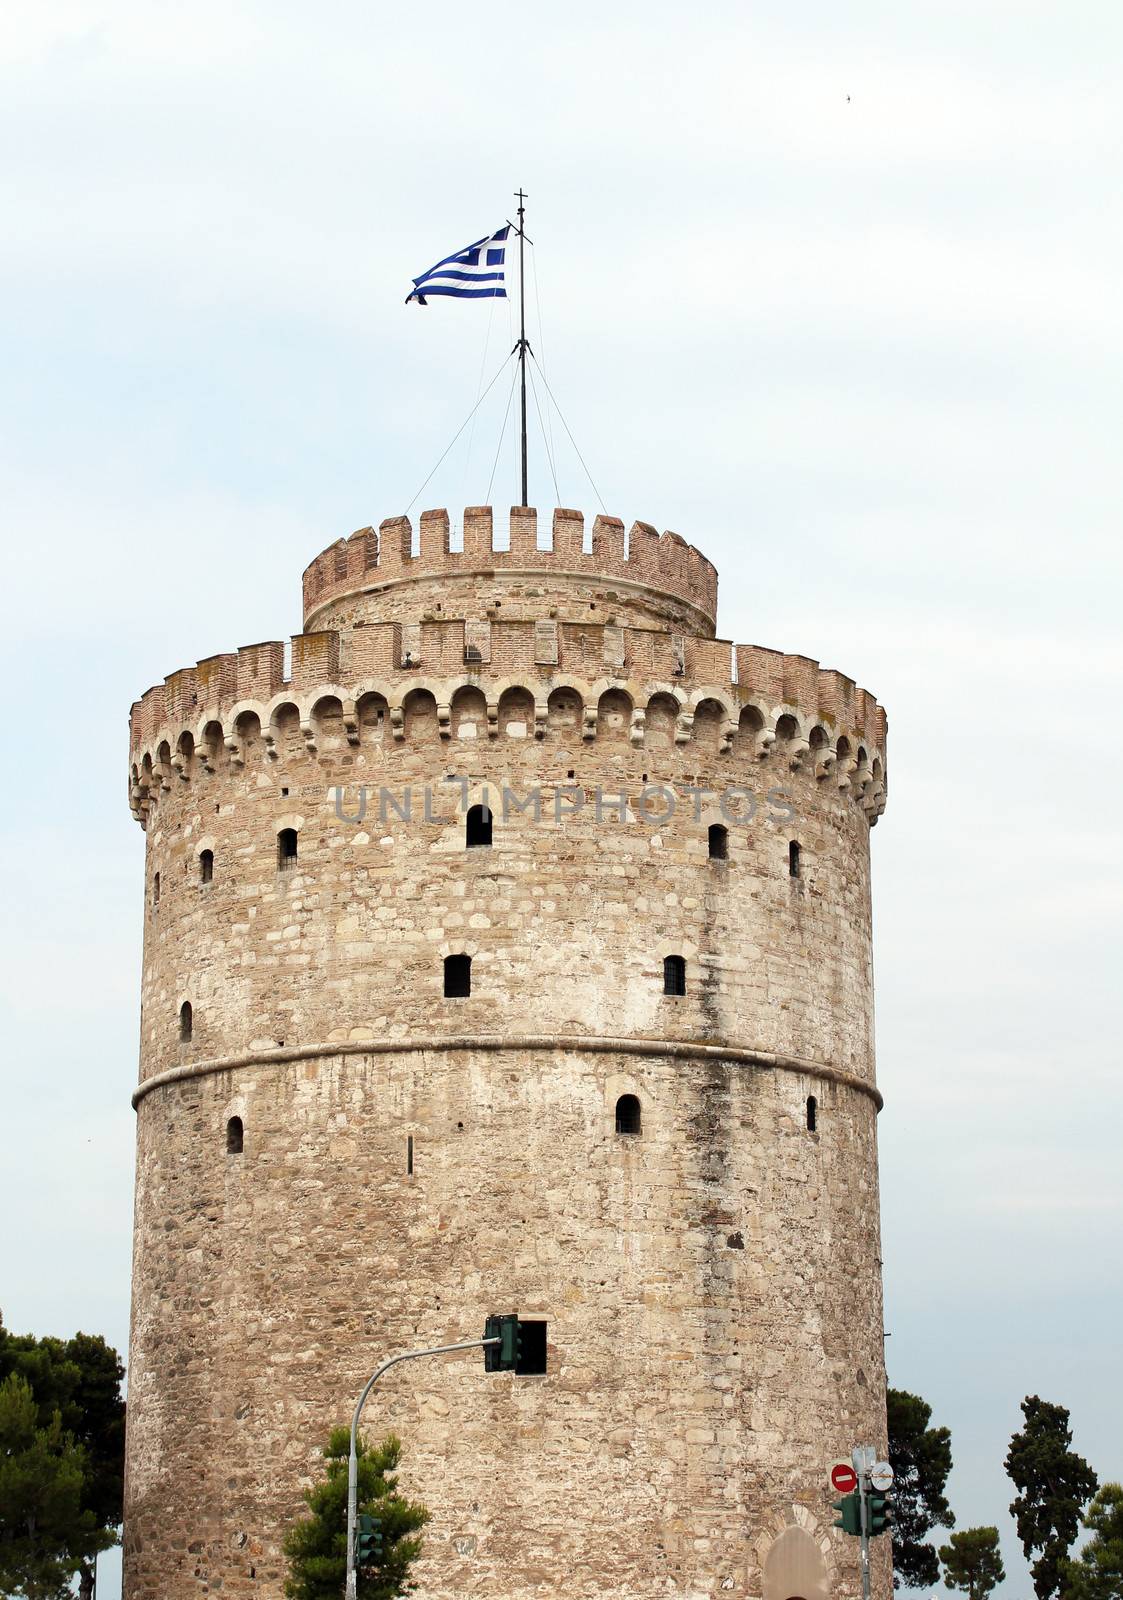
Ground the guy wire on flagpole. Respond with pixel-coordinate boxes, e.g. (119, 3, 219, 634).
(529, 348, 606, 512)
(404, 348, 517, 515)
(531, 242, 559, 478)
(486, 359, 521, 506)
(527, 361, 561, 507)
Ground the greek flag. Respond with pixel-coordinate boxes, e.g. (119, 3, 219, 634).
(405, 225, 510, 305)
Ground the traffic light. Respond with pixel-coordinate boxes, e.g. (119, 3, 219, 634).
(483, 1314, 548, 1375)
(831, 1493, 862, 1536)
(355, 1513, 383, 1563)
(867, 1493, 891, 1537)
(484, 1314, 517, 1371)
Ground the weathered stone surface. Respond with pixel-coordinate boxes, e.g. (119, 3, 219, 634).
(124, 508, 891, 1600)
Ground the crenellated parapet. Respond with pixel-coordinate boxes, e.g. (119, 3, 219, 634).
(129, 509, 888, 826)
(301, 507, 719, 635)
(128, 635, 887, 830)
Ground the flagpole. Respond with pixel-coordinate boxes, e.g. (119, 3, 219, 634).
(516, 187, 528, 508)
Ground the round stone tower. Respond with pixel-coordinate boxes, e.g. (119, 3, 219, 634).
(124, 506, 890, 1600)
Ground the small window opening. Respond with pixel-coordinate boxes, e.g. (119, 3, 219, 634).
(663, 955, 686, 996)
(152, 871, 160, 906)
(789, 840, 801, 878)
(708, 824, 728, 860)
(179, 1002, 192, 1042)
(466, 804, 493, 849)
(281, 786, 289, 797)
(806, 1095, 818, 1133)
(406, 1134, 414, 1175)
(615, 1094, 642, 1135)
(278, 828, 298, 870)
(444, 953, 472, 997)
(226, 1116, 243, 1154)
(200, 849, 213, 884)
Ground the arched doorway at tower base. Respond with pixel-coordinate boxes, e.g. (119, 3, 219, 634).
(763, 1525, 829, 1600)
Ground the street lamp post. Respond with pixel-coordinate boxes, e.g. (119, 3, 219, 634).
(344, 1335, 498, 1600)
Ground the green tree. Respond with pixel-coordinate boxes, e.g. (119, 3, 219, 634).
(283, 1430, 430, 1600)
(886, 1387, 955, 1587)
(1006, 1395, 1099, 1600)
(1060, 1484, 1123, 1600)
(0, 1372, 114, 1599)
(0, 1314, 126, 1599)
(940, 1526, 1006, 1600)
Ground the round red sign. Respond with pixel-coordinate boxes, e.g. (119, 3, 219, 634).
(830, 1463, 858, 1494)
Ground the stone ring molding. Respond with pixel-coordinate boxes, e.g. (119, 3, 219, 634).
(131, 1033, 884, 1113)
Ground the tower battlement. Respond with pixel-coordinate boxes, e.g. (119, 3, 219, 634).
(128, 618, 887, 829)
(129, 623, 886, 754)
(301, 506, 719, 635)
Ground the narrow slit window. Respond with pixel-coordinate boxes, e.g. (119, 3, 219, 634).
(200, 849, 214, 884)
(708, 823, 728, 860)
(466, 804, 493, 849)
(444, 953, 472, 998)
(663, 955, 686, 996)
(806, 1095, 817, 1133)
(226, 1116, 243, 1154)
(277, 828, 298, 870)
(789, 840, 801, 878)
(407, 1134, 414, 1175)
(152, 871, 160, 906)
(179, 1002, 193, 1042)
(615, 1094, 642, 1136)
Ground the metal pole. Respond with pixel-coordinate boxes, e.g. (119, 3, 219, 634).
(854, 1448, 872, 1600)
(516, 187, 528, 507)
(345, 1336, 498, 1600)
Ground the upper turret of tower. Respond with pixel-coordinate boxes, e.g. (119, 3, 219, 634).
(302, 506, 719, 637)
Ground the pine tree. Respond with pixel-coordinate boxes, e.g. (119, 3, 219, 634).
(0, 1312, 126, 1600)
(0, 1372, 114, 1600)
(940, 1527, 1006, 1600)
(1006, 1395, 1098, 1600)
(283, 1430, 430, 1600)
(1061, 1484, 1123, 1600)
(887, 1387, 955, 1587)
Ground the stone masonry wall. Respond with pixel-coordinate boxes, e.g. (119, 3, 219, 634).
(124, 508, 891, 1600)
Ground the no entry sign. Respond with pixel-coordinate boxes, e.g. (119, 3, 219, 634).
(830, 1462, 859, 1494)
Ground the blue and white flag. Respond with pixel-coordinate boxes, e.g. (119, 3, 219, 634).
(405, 225, 510, 305)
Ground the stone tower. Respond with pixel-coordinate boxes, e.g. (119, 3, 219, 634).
(124, 506, 890, 1600)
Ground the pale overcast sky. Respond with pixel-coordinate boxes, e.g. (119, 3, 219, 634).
(2, 4, 1120, 1597)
